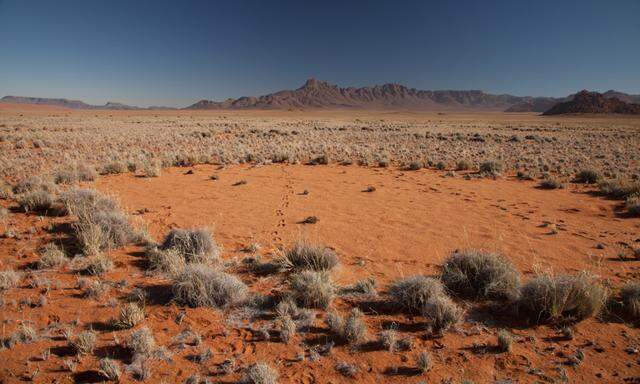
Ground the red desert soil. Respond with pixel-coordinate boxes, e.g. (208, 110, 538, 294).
(1, 164, 639, 383)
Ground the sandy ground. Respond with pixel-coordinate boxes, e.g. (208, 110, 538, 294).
(1, 163, 639, 383)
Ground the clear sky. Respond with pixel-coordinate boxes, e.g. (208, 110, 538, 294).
(0, 0, 638, 107)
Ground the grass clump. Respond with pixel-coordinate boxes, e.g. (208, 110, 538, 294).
(335, 361, 358, 378)
(497, 329, 513, 352)
(146, 247, 186, 274)
(479, 160, 502, 176)
(415, 351, 432, 373)
(539, 177, 564, 190)
(325, 308, 367, 345)
(422, 295, 463, 334)
(172, 264, 248, 308)
(101, 161, 128, 175)
(115, 303, 145, 329)
(598, 179, 640, 200)
(71, 330, 97, 355)
(519, 272, 607, 324)
(126, 327, 156, 355)
(62, 189, 137, 255)
(289, 271, 335, 309)
(281, 241, 338, 272)
(626, 194, 640, 216)
(441, 250, 521, 301)
(18, 190, 54, 212)
(241, 362, 279, 384)
(388, 276, 446, 313)
(99, 358, 122, 381)
(456, 160, 471, 171)
(160, 228, 220, 264)
(618, 282, 640, 321)
(37, 243, 67, 269)
(13, 176, 45, 194)
(0, 270, 22, 291)
(574, 169, 601, 184)
(85, 254, 114, 275)
(3, 324, 37, 348)
(77, 164, 97, 181)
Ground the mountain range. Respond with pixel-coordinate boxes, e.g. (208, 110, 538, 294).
(543, 90, 640, 115)
(3, 79, 640, 113)
(0, 96, 173, 110)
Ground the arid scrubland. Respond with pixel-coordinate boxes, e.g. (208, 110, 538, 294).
(1, 110, 639, 182)
(0, 107, 639, 383)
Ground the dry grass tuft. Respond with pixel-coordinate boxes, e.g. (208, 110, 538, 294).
(519, 272, 607, 324)
(441, 250, 521, 301)
(388, 276, 446, 313)
(479, 160, 502, 176)
(422, 295, 463, 334)
(126, 327, 156, 355)
(116, 303, 145, 329)
(172, 264, 248, 308)
(289, 271, 335, 309)
(574, 169, 601, 184)
(18, 190, 54, 212)
(37, 243, 67, 269)
(241, 362, 279, 384)
(497, 329, 513, 352)
(70, 330, 97, 355)
(99, 358, 122, 381)
(85, 253, 114, 276)
(598, 179, 640, 200)
(0, 270, 22, 291)
(325, 308, 367, 345)
(281, 241, 338, 272)
(146, 247, 186, 274)
(160, 228, 220, 264)
(618, 282, 640, 321)
(415, 350, 432, 373)
(626, 194, 640, 216)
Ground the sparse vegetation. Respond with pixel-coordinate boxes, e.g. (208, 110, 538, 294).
(519, 272, 607, 324)
(241, 362, 279, 384)
(598, 179, 640, 200)
(325, 308, 367, 345)
(388, 276, 446, 313)
(289, 271, 335, 309)
(574, 169, 601, 184)
(99, 358, 122, 381)
(126, 327, 156, 355)
(539, 176, 564, 190)
(159, 228, 220, 264)
(497, 329, 513, 352)
(172, 264, 248, 308)
(0, 270, 22, 291)
(18, 189, 54, 212)
(281, 241, 338, 271)
(626, 194, 640, 216)
(116, 302, 145, 329)
(415, 351, 432, 373)
(441, 250, 521, 301)
(422, 295, 463, 334)
(618, 282, 640, 321)
(37, 243, 67, 269)
(70, 330, 97, 355)
(479, 160, 502, 176)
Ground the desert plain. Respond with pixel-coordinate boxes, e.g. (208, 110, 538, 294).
(0, 104, 639, 383)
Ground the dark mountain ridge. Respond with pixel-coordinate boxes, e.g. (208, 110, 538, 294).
(543, 90, 640, 115)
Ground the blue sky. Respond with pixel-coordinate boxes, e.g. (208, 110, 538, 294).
(0, 0, 638, 107)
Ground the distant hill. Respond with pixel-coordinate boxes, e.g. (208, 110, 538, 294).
(0, 96, 146, 110)
(187, 78, 543, 111)
(504, 97, 565, 113)
(542, 90, 640, 115)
